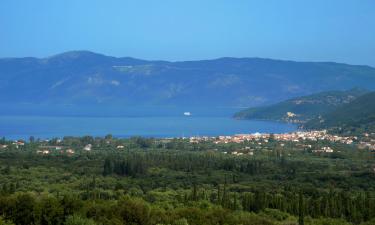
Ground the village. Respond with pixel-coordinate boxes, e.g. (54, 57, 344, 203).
(0, 130, 375, 156)
(189, 130, 375, 154)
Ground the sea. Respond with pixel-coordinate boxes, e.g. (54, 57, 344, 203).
(0, 107, 297, 140)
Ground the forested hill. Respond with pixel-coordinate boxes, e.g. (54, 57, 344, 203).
(305, 91, 375, 133)
(234, 89, 368, 123)
(1, 51, 375, 114)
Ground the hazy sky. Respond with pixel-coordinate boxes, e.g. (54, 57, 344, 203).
(1, 0, 374, 66)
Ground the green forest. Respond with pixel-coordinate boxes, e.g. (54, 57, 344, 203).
(0, 136, 374, 225)
(305, 92, 375, 134)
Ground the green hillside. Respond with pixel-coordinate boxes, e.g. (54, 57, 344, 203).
(234, 89, 368, 123)
(305, 91, 375, 134)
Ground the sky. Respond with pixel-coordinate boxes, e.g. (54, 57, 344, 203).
(1, 0, 375, 66)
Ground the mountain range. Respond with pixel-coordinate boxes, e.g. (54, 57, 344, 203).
(1, 51, 375, 115)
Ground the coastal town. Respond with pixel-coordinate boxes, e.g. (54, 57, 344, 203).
(190, 130, 357, 145)
(1, 130, 375, 156)
(189, 130, 375, 153)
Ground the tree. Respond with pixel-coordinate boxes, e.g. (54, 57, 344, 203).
(117, 197, 150, 225)
(0, 216, 14, 225)
(60, 195, 83, 219)
(103, 158, 113, 176)
(173, 218, 189, 225)
(2, 165, 11, 175)
(65, 215, 97, 225)
(13, 194, 35, 225)
(298, 192, 304, 225)
(81, 136, 94, 145)
(104, 134, 113, 140)
(35, 196, 64, 225)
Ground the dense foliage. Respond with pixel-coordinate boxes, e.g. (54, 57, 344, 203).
(234, 89, 368, 123)
(0, 136, 374, 225)
(306, 91, 375, 134)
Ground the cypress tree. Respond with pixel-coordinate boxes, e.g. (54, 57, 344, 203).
(298, 192, 304, 225)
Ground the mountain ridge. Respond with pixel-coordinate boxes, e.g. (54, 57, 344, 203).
(1, 51, 375, 114)
(3, 50, 375, 68)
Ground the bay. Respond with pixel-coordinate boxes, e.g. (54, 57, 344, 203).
(0, 115, 297, 140)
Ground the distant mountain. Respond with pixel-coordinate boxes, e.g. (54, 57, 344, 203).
(305, 91, 375, 134)
(1, 51, 375, 115)
(233, 89, 368, 123)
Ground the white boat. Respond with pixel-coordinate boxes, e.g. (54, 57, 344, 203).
(183, 112, 191, 116)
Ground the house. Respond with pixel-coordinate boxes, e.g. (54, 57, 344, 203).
(84, 144, 92, 151)
(66, 149, 75, 154)
(12, 141, 25, 148)
(312, 146, 334, 153)
(37, 150, 50, 155)
(287, 112, 296, 117)
(322, 147, 334, 153)
(39, 146, 63, 151)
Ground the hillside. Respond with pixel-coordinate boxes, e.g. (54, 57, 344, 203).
(1, 51, 375, 115)
(305, 91, 375, 133)
(234, 89, 368, 123)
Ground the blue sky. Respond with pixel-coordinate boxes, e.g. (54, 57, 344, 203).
(1, 0, 374, 66)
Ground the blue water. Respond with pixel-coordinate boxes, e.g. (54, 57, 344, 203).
(0, 115, 297, 140)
